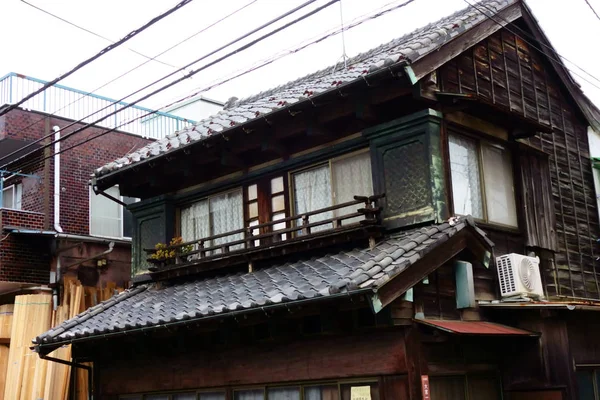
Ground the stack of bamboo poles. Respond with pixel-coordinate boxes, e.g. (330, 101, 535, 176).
(0, 304, 13, 398)
(2, 277, 124, 400)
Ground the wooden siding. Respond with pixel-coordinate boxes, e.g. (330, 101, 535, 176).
(439, 28, 600, 300)
(93, 329, 408, 397)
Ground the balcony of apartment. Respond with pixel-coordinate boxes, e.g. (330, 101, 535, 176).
(0, 72, 194, 139)
(145, 194, 384, 279)
(0, 181, 46, 232)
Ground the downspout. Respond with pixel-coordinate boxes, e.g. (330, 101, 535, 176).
(53, 126, 63, 233)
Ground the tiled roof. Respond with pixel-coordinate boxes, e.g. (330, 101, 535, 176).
(34, 217, 490, 347)
(94, 0, 514, 178)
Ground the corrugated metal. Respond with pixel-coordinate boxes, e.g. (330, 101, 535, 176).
(416, 319, 539, 336)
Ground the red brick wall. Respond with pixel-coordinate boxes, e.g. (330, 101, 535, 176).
(0, 108, 152, 284)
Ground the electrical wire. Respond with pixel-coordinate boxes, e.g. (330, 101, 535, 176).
(0, 0, 195, 119)
(12, 0, 419, 173)
(463, 0, 600, 90)
(20, 0, 178, 69)
(0, 0, 313, 168)
(0, 0, 258, 162)
(2, 0, 338, 171)
(584, 0, 600, 22)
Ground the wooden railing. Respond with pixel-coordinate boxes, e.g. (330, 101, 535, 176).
(145, 194, 384, 270)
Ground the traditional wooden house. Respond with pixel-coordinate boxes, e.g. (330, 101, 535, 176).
(33, 1, 600, 399)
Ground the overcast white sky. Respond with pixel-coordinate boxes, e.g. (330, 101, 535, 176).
(1, 0, 600, 119)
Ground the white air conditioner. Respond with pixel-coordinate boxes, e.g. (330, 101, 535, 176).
(496, 253, 544, 299)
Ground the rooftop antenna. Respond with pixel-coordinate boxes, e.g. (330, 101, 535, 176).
(332, 0, 349, 73)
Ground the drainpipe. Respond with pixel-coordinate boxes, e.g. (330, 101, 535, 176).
(53, 126, 63, 233)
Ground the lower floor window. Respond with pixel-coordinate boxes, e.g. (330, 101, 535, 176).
(120, 381, 377, 400)
(577, 367, 600, 400)
(429, 374, 500, 400)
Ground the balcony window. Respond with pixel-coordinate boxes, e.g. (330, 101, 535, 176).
(90, 186, 136, 238)
(291, 150, 373, 231)
(180, 189, 244, 252)
(449, 134, 517, 227)
(2, 183, 22, 210)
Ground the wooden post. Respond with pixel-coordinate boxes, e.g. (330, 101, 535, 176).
(404, 324, 428, 400)
(302, 214, 310, 235)
(199, 240, 206, 258)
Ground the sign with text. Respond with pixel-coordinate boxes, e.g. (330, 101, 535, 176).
(351, 386, 371, 400)
(421, 375, 431, 400)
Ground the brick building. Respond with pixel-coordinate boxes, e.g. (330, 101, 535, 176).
(0, 106, 152, 296)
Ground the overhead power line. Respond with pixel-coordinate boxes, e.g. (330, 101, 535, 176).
(0, 0, 258, 159)
(2, 0, 337, 170)
(20, 0, 178, 69)
(11, 0, 419, 174)
(463, 0, 600, 90)
(0, 0, 194, 119)
(584, 0, 600, 22)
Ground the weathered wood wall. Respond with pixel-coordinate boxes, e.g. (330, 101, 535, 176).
(439, 28, 600, 299)
(90, 329, 408, 398)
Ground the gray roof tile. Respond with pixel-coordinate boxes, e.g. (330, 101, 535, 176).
(93, 0, 514, 178)
(35, 217, 490, 346)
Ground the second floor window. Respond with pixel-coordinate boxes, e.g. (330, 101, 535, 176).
(291, 150, 373, 230)
(90, 186, 136, 238)
(449, 133, 517, 227)
(180, 189, 244, 252)
(2, 184, 22, 210)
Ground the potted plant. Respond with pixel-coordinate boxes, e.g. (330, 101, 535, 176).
(147, 237, 193, 270)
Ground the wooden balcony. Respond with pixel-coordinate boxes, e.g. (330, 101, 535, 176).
(145, 194, 385, 279)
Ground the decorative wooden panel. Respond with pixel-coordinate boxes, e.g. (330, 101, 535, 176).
(439, 28, 600, 300)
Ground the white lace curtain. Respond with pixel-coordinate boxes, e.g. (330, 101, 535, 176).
(180, 190, 243, 252)
(293, 164, 333, 232)
(332, 151, 373, 224)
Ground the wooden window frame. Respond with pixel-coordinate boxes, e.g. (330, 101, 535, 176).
(288, 148, 372, 221)
(447, 130, 520, 230)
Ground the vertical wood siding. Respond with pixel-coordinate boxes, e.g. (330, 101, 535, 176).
(439, 28, 600, 299)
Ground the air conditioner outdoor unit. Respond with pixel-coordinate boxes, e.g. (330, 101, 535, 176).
(496, 253, 544, 299)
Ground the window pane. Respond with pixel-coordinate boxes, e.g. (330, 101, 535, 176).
(90, 186, 121, 237)
(481, 143, 518, 227)
(272, 194, 285, 213)
(271, 176, 284, 193)
(331, 151, 373, 224)
(2, 186, 14, 208)
(181, 199, 210, 242)
(340, 384, 379, 400)
(210, 190, 244, 251)
(199, 392, 226, 400)
(305, 385, 339, 400)
(234, 389, 264, 400)
(449, 135, 484, 219)
(248, 184, 258, 201)
(15, 184, 22, 210)
(273, 212, 287, 241)
(173, 394, 197, 400)
(249, 219, 260, 247)
(293, 164, 332, 232)
(577, 370, 595, 400)
(467, 375, 500, 400)
(430, 376, 465, 400)
(248, 201, 259, 219)
(267, 387, 300, 400)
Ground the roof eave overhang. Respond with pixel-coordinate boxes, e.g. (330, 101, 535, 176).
(92, 60, 412, 192)
(370, 222, 493, 313)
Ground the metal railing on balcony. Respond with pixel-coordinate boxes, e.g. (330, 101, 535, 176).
(145, 194, 385, 272)
(0, 72, 195, 139)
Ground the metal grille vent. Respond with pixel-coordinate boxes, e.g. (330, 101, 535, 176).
(497, 256, 516, 295)
(519, 257, 536, 290)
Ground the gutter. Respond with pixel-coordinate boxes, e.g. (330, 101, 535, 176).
(34, 287, 373, 354)
(53, 126, 63, 233)
(63, 241, 114, 271)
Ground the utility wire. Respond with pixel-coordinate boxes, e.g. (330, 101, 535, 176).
(0, 0, 258, 160)
(0, 0, 194, 119)
(464, 0, 600, 90)
(584, 0, 600, 22)
(12, 0, 419, 173)
(20, 0, 178, 69)
(0, 0, 306, 168)
(2, 0, 337, 170)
